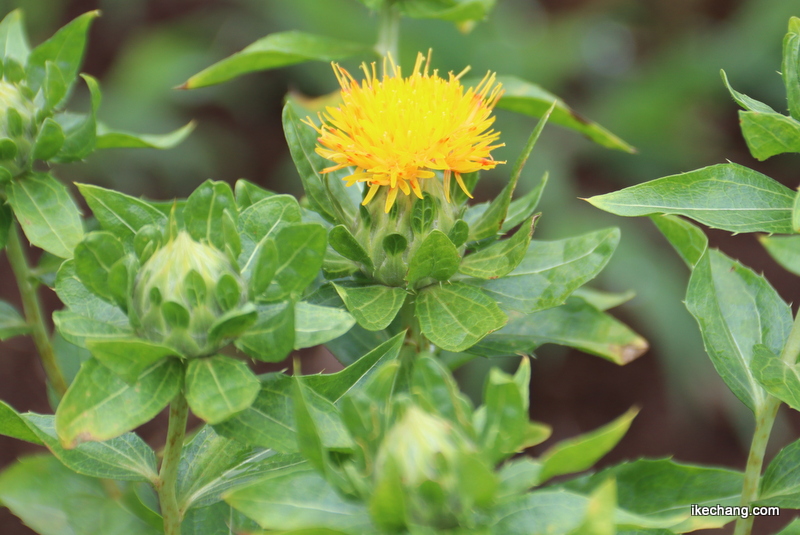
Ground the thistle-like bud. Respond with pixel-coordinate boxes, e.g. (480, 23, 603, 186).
(131, 231, 247, 357)
(0, 80, 37, 177)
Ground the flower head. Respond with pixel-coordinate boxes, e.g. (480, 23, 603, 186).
(306, 51, 505, 213)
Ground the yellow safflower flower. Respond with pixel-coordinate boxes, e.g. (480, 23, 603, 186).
(305, 51, 505, 213)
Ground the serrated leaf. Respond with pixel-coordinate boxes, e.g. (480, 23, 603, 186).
(470, 296, 648, 364)
(493, 76, 634, 153)
(587, 163, 795, 233)
(538, 408, 638, 484)
(23, 413, 158, 482)
(55, 358, 182, 447)
(7, 172, 84, 258)
(720, 70, 775, 114)
(77, 183, 167, 244)
(96, 121, 195, 150)
(649, 214, 707, 269)
(52, 310, 130, 348)
(27, 10, 98, 92)
(416, 282, 507, 352)
(686, 249, 791, 412)
(465, 227, 619, 314)
(332, 282, 406, 331)
(213, 372, 351, 453)
(760, 235, 800, 276)
(460, 216, 536, 279)
(182, 31, 367, 89)
(294, 302, 355, 349)
(185, 356, 260, 425)
(0, 455, 160, 535)
(739, 110, 800, 160)
(406, 229, 460, 284)
(55, 259, 128, 326)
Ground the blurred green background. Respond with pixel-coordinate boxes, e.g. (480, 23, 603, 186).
(1, 0, 799, 532)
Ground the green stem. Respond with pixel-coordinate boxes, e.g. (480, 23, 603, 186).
(375, 1, 400, 62)
(157, 390, 188, 535)
(733, 310, 800, 535)
(6, 223, 67, 397)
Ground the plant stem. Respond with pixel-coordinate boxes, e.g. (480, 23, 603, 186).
(6, 223, 67, 397)
(375, 1, 400, 62)
(157, 390, 188, 535)
(733, 310, 800, 535)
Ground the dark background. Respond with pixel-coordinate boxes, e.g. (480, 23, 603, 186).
(0, 0, 799, 532)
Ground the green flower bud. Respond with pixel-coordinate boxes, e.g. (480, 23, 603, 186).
(374, 405, 488, 527)
(132, 231, 247, 357)
(0, 81, 36, 177)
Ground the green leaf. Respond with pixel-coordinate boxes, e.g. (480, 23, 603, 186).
(571, 287, 635, 311)
(77, 183, 168, 244)
(494, 76, 635, 153)
(739, 110, 800, 160)
(497, 457, 542, 498)
(406, 229, 461, 284)
(55, 358, 182, 447)
(563, 458, 744, 532)
(294, 302, 355, 349)
(469, 104, 552, 242)
(23, 413, 158, 482)
(42, 60, 67, 110)
(85, 337, 177, 383)
(0, 203, 11, 250)
(304, 332, 405, 404)
(265, 223, 327, 300)
(759, 435, 800, 507)
(490, 490, 590, 534)
(332, 282, 406, 331)
(177, 431, 303, 510)
(185, 356, 260, 425)
(182, 31, 367, 89)
(501, 172, 548, 233)
(182, 501, 261, 535)
(470, 296, 648, 365)
(686, 249, 791, 412)
(538, 408, 638, 484)
(478, 367, 532, 463)
(720, 70, 775, 114)
(53, 74, 101, 162)
(282, 104, 360, 225)
(185, 179, 238, 252)
(382, 233, 407, 256)
(73, 231, 126, 304)
(784, 17, 800, 121)
(328, 225, 373, 269)
(392, 0, 497, 23)
(465, 227, 619, 314)
(416, 282, 507, 352)
(7, 172, 84, 258)
(235, 301, 295, 362)
(752, 344, 800, 412)
(649, 214, 708, 269)
(96, 121, 195, 150)
(0, 10, 30, 68)
(760, 235, 800, 276)
(213, 372, 351, 452)
(460, 216, 536, 279)
(0, 400, 42, 444)
(32, 117, 65, 160)
(55, 259, 128, 326)
(778, 519, 800, 535)
(27, 11, 99, 91)
(586, 163, 795, 233)
(0, 455, 160, 535)
(0, 299, 30, 340)
(567, 478, 616, 535)
(224, 468, 374, 532)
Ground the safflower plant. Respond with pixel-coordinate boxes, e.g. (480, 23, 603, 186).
(0, 1, 798, 535)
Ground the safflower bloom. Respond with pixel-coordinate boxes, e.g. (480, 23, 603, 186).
(306, 51, 505, 213)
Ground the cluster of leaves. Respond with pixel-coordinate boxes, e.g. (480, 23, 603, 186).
(587, 17, 800, 534)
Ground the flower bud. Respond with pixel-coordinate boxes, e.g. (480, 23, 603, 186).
(0, 81, 36, 177)
(132, 231, 247, 357)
